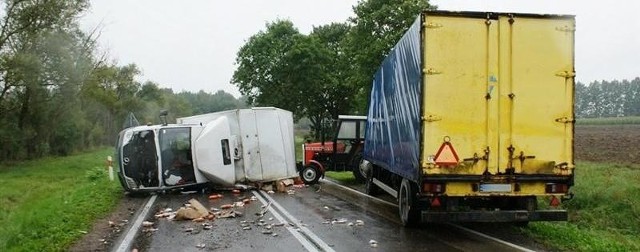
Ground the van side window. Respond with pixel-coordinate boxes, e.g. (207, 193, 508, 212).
(221, 139, 231, 165)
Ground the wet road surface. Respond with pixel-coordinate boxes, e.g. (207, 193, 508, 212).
(131, 181, 532, 252)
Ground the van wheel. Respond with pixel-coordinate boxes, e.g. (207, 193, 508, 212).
(300, 165, 321, 185)
(399, 178, 420, 227)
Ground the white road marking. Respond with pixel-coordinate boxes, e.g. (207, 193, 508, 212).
(321, 178, 397, 207)
(113, 194, 157, 252)
(254, 190, 336, 252)
(251, 191, 318, 252)
(447, 224, 536, 252)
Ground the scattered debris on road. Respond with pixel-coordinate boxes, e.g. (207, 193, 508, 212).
(277, 178, 294, 192)
(208, 194, 223, 200)
(216, 210, 243, 219)
(369, 240, 378, 248)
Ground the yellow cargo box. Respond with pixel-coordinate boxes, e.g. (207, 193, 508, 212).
(363, 11, 575, 225)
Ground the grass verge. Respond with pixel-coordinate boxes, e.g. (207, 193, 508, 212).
(325, 171, 359, 186)
(576, 116, 640, 125)
(523, 161, 640, 251)
(0, 147, 122, 251)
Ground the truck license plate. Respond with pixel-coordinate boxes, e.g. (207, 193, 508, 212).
(479, 184, 512, 192)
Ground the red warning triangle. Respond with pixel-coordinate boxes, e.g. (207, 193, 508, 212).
(434, 142, 459, 166)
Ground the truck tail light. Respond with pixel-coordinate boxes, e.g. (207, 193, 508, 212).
(545, 183, 568, 194)
(423, 183, 445, 193)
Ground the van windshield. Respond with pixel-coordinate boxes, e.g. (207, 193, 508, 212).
(159, 128, 195, 186)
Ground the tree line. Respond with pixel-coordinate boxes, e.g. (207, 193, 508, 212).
(0, 0, 244, 161)
(576, 78, 640, 118)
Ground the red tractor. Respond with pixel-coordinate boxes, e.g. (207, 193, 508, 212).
(298, 115, 367, 184)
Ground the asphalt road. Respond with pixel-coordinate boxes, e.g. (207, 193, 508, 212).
(129, 181, 532, 252)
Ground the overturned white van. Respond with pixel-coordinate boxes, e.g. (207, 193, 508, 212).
(115, 107, 297, 192)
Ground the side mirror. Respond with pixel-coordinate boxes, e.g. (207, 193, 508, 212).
(159, 110, 169, 126)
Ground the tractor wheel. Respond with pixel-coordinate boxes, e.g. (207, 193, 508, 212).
(299, 165, 321, 185)
(399, 178, 420, 227)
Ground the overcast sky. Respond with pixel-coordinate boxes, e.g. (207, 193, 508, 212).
(80, 0, 640, 97)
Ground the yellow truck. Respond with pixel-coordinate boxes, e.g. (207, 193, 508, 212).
(361, 11, 575, 226)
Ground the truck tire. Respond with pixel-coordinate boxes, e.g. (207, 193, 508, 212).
(352, 166, 366, 183)
(399, 178, 420, 227)
(299, 164, 321, 185)
(365, 168, 379, 196)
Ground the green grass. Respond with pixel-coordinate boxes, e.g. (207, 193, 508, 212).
(523, 162, 640, 251)
(576, 116, 640, 125)
(325, 171, 359, 185)
(0, 148, 123, 251)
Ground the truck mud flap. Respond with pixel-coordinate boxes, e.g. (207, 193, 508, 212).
(421, 210, 567, 223)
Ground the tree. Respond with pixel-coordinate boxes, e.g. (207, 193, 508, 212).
(232, 20, 302, 109)
(232, 20, 359, 139)
(346, 0, 434, 110)
(304, 23, 357, 139)
(0, 0, 91, 158)
(176, 90, 244, 115)
(0, 1, 250, 161)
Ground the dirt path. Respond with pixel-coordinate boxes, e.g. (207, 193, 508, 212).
(69, 195, 147, 252)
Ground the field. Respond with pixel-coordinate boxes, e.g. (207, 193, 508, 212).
(575, 124, 640, 164)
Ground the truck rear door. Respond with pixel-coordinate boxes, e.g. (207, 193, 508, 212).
(421, 12, 575, 179)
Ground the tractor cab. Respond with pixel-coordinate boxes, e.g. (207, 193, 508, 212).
(298, 115, 367, 184)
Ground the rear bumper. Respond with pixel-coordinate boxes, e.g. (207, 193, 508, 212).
(421, 209, 567, 223)
(423, 174, 573, 184)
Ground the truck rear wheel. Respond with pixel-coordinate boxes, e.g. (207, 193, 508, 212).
(299, 165, 321, 185)
(365, 168, 379, 196)
(399, 178, 420, 227)
(352, 166, 366, 183)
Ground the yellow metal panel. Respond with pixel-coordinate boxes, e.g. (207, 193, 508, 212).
(422, 13, 575, 180)
(497, 16, 575, 175)
(422, 15, 499, 175)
